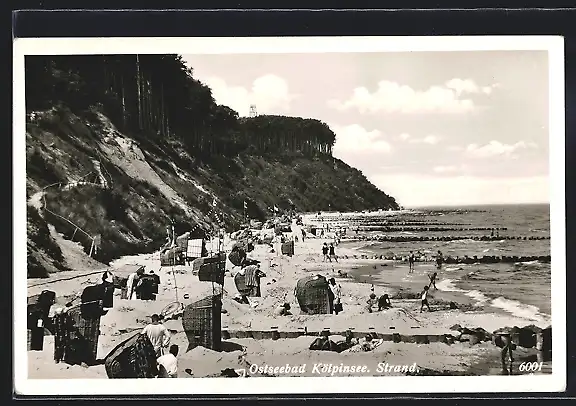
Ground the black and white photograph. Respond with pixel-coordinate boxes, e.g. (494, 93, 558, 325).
(13, 36, 565, 395)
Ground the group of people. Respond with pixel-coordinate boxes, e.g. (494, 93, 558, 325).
(408, 250, 444, 272)
(322, 242, 338, 262)
(365, 292, 392, 313)
(141, 313, 182, 378)
(125, 268, 161, 301)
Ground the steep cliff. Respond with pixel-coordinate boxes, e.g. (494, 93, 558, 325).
(25, 55, 399, 277)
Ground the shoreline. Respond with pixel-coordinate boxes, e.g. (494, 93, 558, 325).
(26, 234, 551, 379)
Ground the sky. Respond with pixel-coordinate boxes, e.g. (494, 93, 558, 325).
(182, 51, 550, 208)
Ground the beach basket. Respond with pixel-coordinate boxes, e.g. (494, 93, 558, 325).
(182, 295, 222, 352)
(104, 332, 158, 378)
(27, 327, 45, 351)
(234, 273, 252, 296)
(295, 275, 331, 315)
(160, 247, 185, 266)
(65, 302, 103, 365)
(176, 232, 190, 251)
(187, 239, 206, 260)
(281, 241, 295, 256)
(113, 275, 128, 289)
(228, 248, 246, 267)
(192, 257, 206, 274)
(198, 262, 225, 285)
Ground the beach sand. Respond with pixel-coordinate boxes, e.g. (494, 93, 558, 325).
(26, 234, 549, 379)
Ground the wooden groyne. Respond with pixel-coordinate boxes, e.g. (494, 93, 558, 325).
(345, 235, 550, 243)
(338, 253, 551, 264)
(221, 328, 451, 344)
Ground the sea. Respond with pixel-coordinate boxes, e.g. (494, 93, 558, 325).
(346, 204, 552, 324)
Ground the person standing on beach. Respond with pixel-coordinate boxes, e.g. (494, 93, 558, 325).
(428, 272, 438, 290)
(328, 278, 342, 315)
(329, 243, 338, 262)
(436, 250, 444, 270)
(408, 251, 415, 273)
(500, 333, 515, 375)
(420, 286, 431, 312)
(142, 314, 171, 357)
(322, 243, 329, 262)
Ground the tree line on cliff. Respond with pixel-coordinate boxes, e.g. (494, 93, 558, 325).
(25, 54, 336, 158)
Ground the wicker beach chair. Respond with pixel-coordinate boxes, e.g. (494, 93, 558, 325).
(281, 241, 295, 256)
(295, 275, 331, 314)
(65, 302, 103, 365)
(104, 332, 158, 378)
(182, 295, 222, 352)
(234, 273, 252, 297)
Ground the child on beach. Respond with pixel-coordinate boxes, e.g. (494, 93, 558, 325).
(322, 243, 329, 262)
(420, 286, 431, 312)
(436, 250, 444, 270)
(329, 243, 338, 262)
(408, 251, 415, 273)
(428, 272, 438, 290)
(365, 293, 378, 313)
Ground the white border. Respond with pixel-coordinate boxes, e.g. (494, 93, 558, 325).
(13, 36, 566, 395)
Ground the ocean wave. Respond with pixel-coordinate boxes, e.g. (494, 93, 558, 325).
(437, 279, 490, 304)
(436, 279, 465, 292)
(491, 297, 550, 324)
(452, 239, 477, 244)
(437, 280, 550, 323)
(445, 266, 464, 272)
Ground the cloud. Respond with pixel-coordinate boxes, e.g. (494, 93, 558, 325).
(465, 140, 538, 159)
(408, 135, 442, 145)
(397, 133, 442, 145)
(331, 124, 392, 155)
(202, 74, 296, 116)
(445, 79, 500, 96)
(370, 173, 548, 207)
(327, 78, 497, 115)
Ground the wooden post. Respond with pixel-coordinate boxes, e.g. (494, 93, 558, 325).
(89, 240, 94, 257)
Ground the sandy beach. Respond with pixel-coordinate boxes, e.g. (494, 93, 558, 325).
(26, 225, 551, 379)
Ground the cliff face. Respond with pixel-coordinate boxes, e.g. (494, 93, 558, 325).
(25, 55, 399, 277)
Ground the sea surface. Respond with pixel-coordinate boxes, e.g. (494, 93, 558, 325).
(347, 204, 552, 323)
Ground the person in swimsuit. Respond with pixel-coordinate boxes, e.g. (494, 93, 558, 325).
(420, 286, 431, 312)
(436, 250, 444, 270)
(408, 251, 415, 273)
(428, 272, 438, 290)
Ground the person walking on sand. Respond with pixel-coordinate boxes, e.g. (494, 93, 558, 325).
(157, 344, 179, 378)
(436, 250, 444, 270)
(428, 272, 438, 290)
(329, 243, 338, 262)
(420, 286, 431, 312)
(328, 278, 342, 315)
(142, 314, 171, 357)
(408, 251, 416, 273)
(127, 267, 145, 300)
(322, 243, 329, 262)
(500, 333, 515, 375)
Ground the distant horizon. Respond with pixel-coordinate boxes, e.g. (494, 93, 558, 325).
(403, 201, 550, 209)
